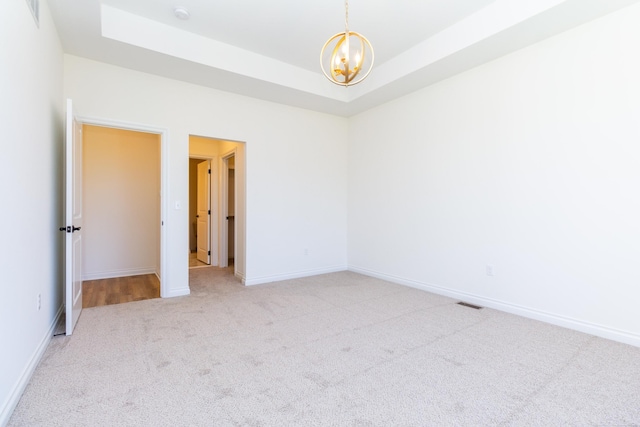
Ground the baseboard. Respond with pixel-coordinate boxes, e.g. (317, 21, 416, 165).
(0, 305, 64, 427)
(349, 265, 640, 348)
(244, 264, 348, 286)
(82, 267, 157, 281)
(235, 270, 246, 285)
(162, 286, 190, 298)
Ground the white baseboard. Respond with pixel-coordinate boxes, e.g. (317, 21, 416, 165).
(349, 266, 640, 348)
(235, 270, 246, 285)
(244, 264, 348, 286)
(0, 305, 64, 427)
(82, 267, 157, 281)
(162, 286, 190, 298)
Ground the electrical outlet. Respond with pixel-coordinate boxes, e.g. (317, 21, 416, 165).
(486, 265, 495, 277)
(37, 294, 41, 311)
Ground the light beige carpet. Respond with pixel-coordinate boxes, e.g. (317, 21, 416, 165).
(9, 268, 640, 426)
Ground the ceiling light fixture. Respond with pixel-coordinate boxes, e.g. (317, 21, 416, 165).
(320, 0, 374, 87)
(173, 7, 190, 20)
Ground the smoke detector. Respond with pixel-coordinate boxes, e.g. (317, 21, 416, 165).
(173, 7, 190, 20)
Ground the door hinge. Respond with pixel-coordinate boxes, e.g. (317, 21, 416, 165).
(208, 210, 211, 215)
(208, 250, 211, 256)
(208, 169, 211, 174)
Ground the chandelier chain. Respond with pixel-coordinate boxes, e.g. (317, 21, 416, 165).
(345, 0, 349, 32)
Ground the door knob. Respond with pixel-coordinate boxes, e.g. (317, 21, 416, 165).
(59, 226, 79, 233)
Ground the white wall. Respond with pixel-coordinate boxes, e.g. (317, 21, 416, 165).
(65, 55, 349, 292)
(82, 125, 160, 280)
(348, 3, 640, 346)
(0, 0, 64, 424)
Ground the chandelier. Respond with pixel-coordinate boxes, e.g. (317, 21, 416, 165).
(320, 0, 374, 86)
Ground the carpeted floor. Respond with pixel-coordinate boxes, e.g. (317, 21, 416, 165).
(9, 268, 640, 426)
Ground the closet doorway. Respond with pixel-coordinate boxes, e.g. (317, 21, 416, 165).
(82, 124, 162, 307)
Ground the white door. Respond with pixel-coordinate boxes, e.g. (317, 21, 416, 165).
(63, 99, 83, 335)
(196, 160, 210, 264)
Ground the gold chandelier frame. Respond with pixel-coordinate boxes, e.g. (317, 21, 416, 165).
(320, 0, 374, 86)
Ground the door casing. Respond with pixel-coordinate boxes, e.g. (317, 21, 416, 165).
(219, 150, 236, 268)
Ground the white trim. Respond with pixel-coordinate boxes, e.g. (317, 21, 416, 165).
(235, 270, 246, 285)
(0, 305, 63, 426)
(244, 265, 348, 286)
(219, 149, 237, 270)
(77, 115, 170, 299)
(162, 285, 191, 298)
(82, 267, 157, 281)
(349, 265, 640, 348)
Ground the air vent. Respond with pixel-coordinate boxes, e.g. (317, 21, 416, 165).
(457, 302, 482, 310)
(26, 0, 39, 27)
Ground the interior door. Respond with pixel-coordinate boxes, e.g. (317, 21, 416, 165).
(63, 99, 83, 335)
(196, 160, 211, 264)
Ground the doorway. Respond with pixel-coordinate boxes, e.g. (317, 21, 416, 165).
(188, 135, 246, 282)
(188, 157, 212, 268)
(80, 122, 166, 303)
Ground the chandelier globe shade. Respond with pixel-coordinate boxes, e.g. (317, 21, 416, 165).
(320, 1, 374, 86)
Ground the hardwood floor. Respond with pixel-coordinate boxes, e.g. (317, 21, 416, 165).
(82, 274, 160, 308)
(189, 251, 209, 268)
(189, 251, 235, 268)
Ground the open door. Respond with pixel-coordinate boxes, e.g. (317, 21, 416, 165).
(62, 99, 83, 335)
(196, 160, 211, 264)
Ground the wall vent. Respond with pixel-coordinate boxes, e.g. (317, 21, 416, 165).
(26, 0, 40, 27)
(457, 302, 483, 310)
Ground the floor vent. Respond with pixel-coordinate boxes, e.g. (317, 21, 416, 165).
(457, 302, 483, 310)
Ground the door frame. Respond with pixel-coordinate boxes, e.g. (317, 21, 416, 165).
(189, 155, 219, 266)
(78, 115, 169, 297)
(219, 149, 236, 269)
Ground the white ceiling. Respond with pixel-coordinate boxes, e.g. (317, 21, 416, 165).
(49, 0, 640, 117)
